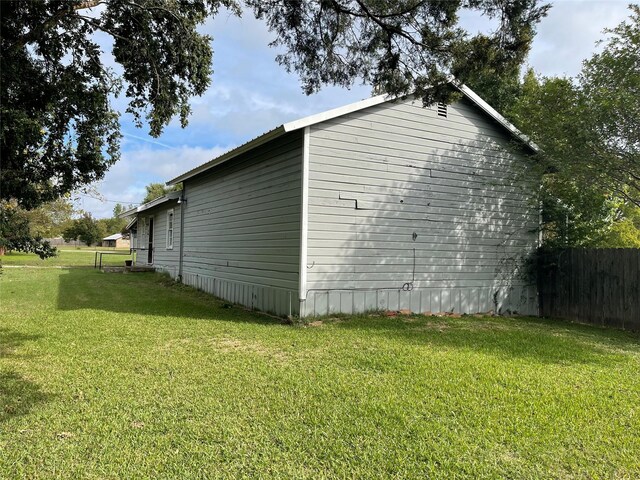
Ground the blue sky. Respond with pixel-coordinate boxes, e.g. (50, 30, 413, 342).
(77, 1, 633, 218)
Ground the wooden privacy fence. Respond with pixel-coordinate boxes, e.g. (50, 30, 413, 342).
(538, 249, 640, 330)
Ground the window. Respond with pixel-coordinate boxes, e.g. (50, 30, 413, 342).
(166, 209, 174, 249)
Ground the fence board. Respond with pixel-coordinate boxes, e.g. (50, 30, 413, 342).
(539, 248, 640, 330)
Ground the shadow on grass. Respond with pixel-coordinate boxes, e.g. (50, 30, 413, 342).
(54, 269, 639, 366)
(55, 268, 283, 326)
(0, 328, 51, 423)
(0, 328, 41, 358)
(330, 314, 640, 366)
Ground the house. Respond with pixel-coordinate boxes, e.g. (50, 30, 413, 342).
(102, 233, 130, 249)
(122, 85, 540, 317)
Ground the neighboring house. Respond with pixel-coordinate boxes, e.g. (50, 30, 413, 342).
(102, 233, 130, 248)
(122, 85, 540, 317)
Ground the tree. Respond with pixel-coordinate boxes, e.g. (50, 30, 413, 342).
(112, 203, 134, 219)
(2, 0, 550, 211)
(249, 1, 549, 103)
(142, 182, 182, 204)
(62, 214, 104, 246)
(0, 202, 56, 259)
(24, 197, 76, 239)
(578, 5, 640, 208)
(501, 5, 640, 247)
(97, 204, 130, 237)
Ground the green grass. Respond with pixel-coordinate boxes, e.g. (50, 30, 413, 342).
(1, 247, 134, 267)
(1, 266, 639, 479)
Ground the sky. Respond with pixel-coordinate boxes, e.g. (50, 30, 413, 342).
(76, 0, 634, 218)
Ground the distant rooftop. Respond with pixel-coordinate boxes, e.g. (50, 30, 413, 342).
(103, 233, 123, 241)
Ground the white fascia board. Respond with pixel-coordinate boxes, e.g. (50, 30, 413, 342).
(166, 126, 287, 185)
(283, 94, 391, 133)
(455, 84, 539, 153)
(117, 191, 181, 218)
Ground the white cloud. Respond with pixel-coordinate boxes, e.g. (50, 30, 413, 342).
(528, 1, 631, 77)
(78, 145, 229, 218)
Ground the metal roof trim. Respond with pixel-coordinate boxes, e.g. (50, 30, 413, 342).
(166, 126, 287, 185)
(118, 191, 181, 218)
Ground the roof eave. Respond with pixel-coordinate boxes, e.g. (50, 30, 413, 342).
(282, 94, 392, 132)
(454, 84, 539, 154)
(166, 126, 288, 185)
(117, 191, 181, 218)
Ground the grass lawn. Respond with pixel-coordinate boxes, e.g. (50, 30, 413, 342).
(1, 266, 639, 478)
(1, 247, 134, 268)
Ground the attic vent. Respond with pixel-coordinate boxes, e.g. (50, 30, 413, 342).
(437, 103, 448, 118)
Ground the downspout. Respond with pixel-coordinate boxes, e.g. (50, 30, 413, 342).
(298, 127, 310, 315)
(178, 184, 186, 282)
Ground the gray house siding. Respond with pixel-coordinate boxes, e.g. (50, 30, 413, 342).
(180, 132, 303, 316)
(137, 201, 181, 276)
(301, 97, 539, 317)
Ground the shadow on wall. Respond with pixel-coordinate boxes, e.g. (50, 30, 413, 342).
(304, 115, 541, 317)
(55, 269, 284, 326)
(0, 328, 52, 423)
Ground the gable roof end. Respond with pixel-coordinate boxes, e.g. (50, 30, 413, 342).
(166, 85, 536, 186)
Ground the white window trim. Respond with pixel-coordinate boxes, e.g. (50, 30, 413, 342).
(166, 208, 174, 250)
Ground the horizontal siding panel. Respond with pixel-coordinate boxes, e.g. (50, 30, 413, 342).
(308, 220, 535, 240)
(309, 171, 528, 202)
(307, 280, 531, 289)
(311, 122, 519, 164)
(307, 253, 529, 264)
(308, 264, 518, 275)
(309, 176, 532, 205)
(182, 264, 298, 290)
(308, 207, 538, 230)
(182, 131, 303, 306)
(308, 196, 536, 219)
(357, 99, 513, 138)
(305, 95, 539, 311)
(310, 214, 534, 231)
(307, 231, 533, 248)
(310, 190, 533, 215)
(318, 113, 516, 155)
(186, 205, 300, 229)
(309, 162, 527, 194)
(310, 143, 529, 180)
(311, 130, 522, 171)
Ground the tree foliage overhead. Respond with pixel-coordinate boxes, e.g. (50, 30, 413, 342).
(248, 0, 550, 102)
(2, 0, 550, 212)
(1, 0, 238, 210)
